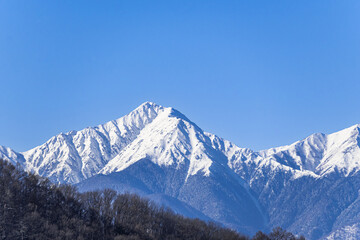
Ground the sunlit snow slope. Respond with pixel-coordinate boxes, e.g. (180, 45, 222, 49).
(2, 102, 360, 239)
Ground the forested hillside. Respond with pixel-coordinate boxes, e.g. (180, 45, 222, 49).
(0, 159, 303, 240)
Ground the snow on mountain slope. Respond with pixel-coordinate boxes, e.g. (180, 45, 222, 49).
(9, 102, 360, 185)
(258, 133, 327, 173)
(100, 107, 214, 180)
(0, 145, 26, 166)
(3, 102, 360, 238)
(317, 124, 360, 176)
(22, 102, 164, 183)
(94, 105, 267, 234)
(79, 157, 267, 235)
(250, 124, 360, 178)
(75, 170, 212, 222)
(325, 223, 360, 240)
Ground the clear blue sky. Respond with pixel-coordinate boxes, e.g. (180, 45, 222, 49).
(1, 0, 360, 152)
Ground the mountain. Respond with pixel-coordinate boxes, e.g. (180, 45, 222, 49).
(1, 102, 360, 239)
(0, 145, 26, 166)
(21, 102, 164, 184)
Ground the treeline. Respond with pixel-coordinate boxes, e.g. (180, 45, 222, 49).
(0, 159, 304, 240)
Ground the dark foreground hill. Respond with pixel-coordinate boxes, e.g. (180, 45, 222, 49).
(0, 159, 303, 240)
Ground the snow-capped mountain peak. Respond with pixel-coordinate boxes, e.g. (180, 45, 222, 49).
(253, 124, 360, 177)
(21, 102, 166, 183)
(10, 103, 360, 183)
(317, 124, 360, 176)
(19, 102, 217, 184)
(100, 105, 214, 180)
(3, 103, 360, 239)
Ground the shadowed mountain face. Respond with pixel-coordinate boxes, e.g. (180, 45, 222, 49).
(76, 159, 266, 234)
(2, 102, 360, 239)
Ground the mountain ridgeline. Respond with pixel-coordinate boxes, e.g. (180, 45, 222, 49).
(2, 102, 360, 239)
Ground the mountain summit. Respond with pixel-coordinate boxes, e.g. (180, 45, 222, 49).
(2, 102, 360, 239)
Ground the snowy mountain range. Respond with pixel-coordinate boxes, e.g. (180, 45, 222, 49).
(2, 102, 360, 239)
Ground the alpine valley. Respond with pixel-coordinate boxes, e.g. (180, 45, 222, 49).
(2, 102, 360, 240)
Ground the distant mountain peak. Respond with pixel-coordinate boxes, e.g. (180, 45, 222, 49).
(3, 103, 360, 239)
(5, 102, 360, 181)
(140, 101, 160, 107)
(135, 101, 163, 113)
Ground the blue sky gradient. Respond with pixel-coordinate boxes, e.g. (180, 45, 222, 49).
(1, 0, 360, 151)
